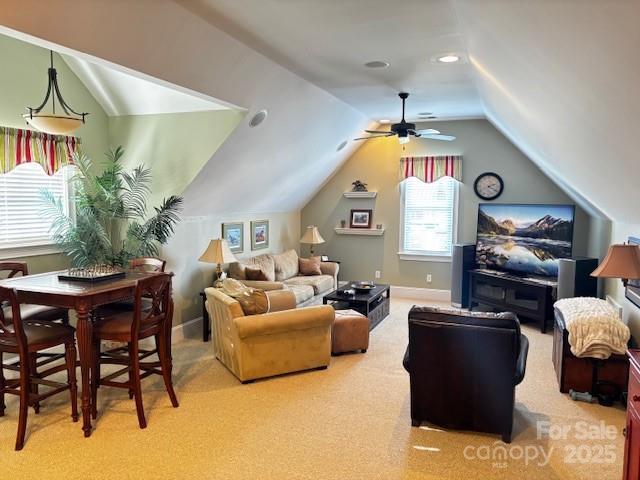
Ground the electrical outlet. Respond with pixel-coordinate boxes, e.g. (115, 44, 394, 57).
(426, 274, 432, 284)
(375, 270, 381, 279)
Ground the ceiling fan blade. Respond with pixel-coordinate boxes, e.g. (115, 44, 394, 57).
(420, 134, 456, 142)
(364, 129, 394, 135)
(353, 133, 394, 141)
(414, 128, 440, 135)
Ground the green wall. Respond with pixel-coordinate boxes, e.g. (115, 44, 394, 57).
(301, 119, 609, 290)
(0, 33, 109, 271)
(108, 110, 244, 205)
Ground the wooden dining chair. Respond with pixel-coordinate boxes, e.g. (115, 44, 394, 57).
(91, 273, 178, 429)
(129, 257, 166, 273)
(0, 286, 78, 450)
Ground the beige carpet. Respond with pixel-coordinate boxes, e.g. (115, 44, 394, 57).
(0, 298, 627, 479)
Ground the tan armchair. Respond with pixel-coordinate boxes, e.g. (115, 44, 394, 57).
(204, 288, 334, 383)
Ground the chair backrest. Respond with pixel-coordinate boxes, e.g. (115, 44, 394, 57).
(131, 273, 172, 337)
(129, 257, 166, 273)
(0, 262, 28, 279)
(0, 286, 28, 356)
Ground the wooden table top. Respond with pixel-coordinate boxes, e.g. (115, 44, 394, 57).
(0, 270, 157, 296)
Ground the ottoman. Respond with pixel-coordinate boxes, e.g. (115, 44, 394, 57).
(332, 309, 370, 355)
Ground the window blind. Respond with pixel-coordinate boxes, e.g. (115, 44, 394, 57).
(0, 163, 71, 250)
(402, 176, 456, 256)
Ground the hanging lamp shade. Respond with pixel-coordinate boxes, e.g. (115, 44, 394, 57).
(22, 51, 88, 135)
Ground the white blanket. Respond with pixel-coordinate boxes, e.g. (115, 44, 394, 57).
(554, 297, 630, 359)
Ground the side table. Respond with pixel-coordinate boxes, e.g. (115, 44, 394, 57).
(200, 291, 210, 342)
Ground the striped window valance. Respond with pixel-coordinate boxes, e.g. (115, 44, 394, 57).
(399, 155, 462, 184)
(0, 126, 81, 175)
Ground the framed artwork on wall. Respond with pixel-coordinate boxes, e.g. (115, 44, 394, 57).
(251, 220, 269, 250)
(222, 222, 244, 253)
(626, 236, 640, 309)
(350, 209, 372, 229)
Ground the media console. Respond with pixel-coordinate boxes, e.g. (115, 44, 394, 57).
(469, 269, 557, 333)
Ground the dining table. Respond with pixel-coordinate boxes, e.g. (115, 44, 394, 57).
(0, 270, 159, 437)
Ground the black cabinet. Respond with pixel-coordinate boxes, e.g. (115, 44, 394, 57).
(469, 269, 556, 333)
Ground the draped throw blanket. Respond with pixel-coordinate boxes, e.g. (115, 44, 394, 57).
(399, 155, 462, 183)
(0, 126, 81, 175)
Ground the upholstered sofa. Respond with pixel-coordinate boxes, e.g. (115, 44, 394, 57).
(204, 287, 334, 383)
(228, 249, 338, 307)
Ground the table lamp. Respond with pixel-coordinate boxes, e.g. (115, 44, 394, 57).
(591, 243, 640, 286)
(300, 225, 325, 256)
(198, 238, 237, 287)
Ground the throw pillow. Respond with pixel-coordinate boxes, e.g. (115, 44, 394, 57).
(245, 266, 269, 281)
(236, 289, 269, 316)
(273, 249, 299, 281)
(299, 256, 322, 276)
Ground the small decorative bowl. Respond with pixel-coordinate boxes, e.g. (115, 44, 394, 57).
(351, 281, 375, 293)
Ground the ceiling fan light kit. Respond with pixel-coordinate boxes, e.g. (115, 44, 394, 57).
(354, 92, 455, 144)
(23, 51, 89, 135)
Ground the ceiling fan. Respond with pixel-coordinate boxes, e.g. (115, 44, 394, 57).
(354, 92, 455, 144)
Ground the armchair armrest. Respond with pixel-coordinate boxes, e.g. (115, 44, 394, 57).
(515, 334, 529, 385)
(234, 305, 334, 339)
(240, 280, 285, 291)
(320, 262, 339, 288)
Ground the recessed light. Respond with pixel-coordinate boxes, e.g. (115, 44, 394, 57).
(379, 119, 390, 124)
(364, 60, 389, 69)
(437, 55, 460, 63)
(249, 109, 267, 127)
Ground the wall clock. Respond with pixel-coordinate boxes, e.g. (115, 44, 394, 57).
(474, 172, 504, 200)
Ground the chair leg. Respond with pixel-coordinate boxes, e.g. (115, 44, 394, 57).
(129, 342, 146, 429)
(15, 362, 30, 451)
(66, 341, 79, 422)
(28, 353, 40, 414)
(157, 332, 179, 408)
(0, 352, 5, 417)
(127, 342, 134, 400)
(61, 310, 70, 326)
(90, 338, 100, 420)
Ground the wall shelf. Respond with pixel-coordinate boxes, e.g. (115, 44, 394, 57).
(334, 227, 384, 236)
(343, 191, 377, 199)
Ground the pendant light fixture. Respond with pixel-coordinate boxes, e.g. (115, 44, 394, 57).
(23, 51, 89, 135)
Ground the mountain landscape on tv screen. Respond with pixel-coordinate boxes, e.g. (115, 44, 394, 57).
(476, 205, 574, 277)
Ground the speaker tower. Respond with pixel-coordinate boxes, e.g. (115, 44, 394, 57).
(557, 257, 599, 300)
(451, 244, 476, 308)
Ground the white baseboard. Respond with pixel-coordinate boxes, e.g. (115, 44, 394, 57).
(391, 285, 451, 303)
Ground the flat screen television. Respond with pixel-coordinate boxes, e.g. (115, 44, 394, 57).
(476, 203, 575, 277)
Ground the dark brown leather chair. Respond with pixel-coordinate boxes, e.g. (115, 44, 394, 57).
(403, 306, 528, 443)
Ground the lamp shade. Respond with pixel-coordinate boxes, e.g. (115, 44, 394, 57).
(591, 244, 640, 279)
(300, 225, 325, 245)
(23, 114, 83, 135)
(198, 239, 237, 264)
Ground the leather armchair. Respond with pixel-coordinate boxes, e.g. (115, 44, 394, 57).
(205, 288, 333, 383)
(403, 306, 528, 443)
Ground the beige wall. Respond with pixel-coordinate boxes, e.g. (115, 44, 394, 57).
(0, 33, 109, 271)
(606, 222, 640, 342)
(161, 211, 300, 326)
(301, 119, 607, 290)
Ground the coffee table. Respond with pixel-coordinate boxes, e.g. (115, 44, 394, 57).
(323, 282, 390, 330)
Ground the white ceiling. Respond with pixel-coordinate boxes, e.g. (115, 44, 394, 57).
(61, 54, 228, 116)
(188, 0, 483, 122)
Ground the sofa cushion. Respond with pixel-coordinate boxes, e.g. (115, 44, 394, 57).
(273, 249, 299, 281)
(299, 256, 322, 276)
(283, 275, 334, 295)
(284, 284, 315, 304)
(229, 254, 276, 282)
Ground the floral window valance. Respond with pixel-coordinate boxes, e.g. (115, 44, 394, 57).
(399, 155, 462, 184)
(0, 126, 81, 175)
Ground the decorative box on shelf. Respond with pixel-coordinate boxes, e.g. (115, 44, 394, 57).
(334, 227, 384, 236)
(343, 191, 377, 199)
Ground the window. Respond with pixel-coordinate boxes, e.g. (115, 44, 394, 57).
(0, 163, 73, 257)
(399, 176, 458, 261)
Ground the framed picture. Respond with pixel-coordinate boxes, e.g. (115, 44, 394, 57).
(350, 209, 372, 229)
(626, 236, 640, 309)
(222, 222, 244, 253)
(251, 220, 269, 250)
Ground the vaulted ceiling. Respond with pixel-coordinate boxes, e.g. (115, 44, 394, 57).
(0, 0, 637, 222)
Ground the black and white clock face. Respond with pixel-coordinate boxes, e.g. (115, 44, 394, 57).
(474, 172, 504, 200)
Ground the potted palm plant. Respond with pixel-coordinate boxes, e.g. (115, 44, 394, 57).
(41, 146, 183, 268)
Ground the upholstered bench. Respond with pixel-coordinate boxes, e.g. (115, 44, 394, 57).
(332, 309, 369, 355)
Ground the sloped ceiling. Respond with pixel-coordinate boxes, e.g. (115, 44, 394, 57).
(0, 0, 637, 222)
